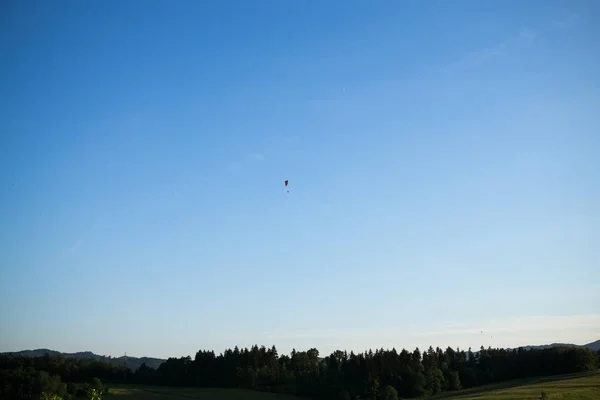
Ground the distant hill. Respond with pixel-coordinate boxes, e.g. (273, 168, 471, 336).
(521, 343, 578, 351)
(3, 340, 598, 371)
(585, 340, 600, 352)
(518, 340, 600, 352)
(1, 349, 165, 370)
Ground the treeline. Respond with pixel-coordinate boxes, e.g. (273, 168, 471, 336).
(136, 345, 599, 398)
(1, 345, 599, 399)
(0, 354, 125, 400)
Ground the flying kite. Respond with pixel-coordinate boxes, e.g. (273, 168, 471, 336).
(285, 180, 289, 193)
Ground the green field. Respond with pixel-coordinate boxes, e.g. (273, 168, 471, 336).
(437, 371, 600, 400)
(108, 372, 600, 399)
(107, 386, 298, 400)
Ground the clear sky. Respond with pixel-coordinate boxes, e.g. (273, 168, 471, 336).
(1, 1, 599, 359)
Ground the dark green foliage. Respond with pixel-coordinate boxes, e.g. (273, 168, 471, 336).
(444, 370, 462, 391)
(0, 352, 130, 399)
(66, 383, 77, 396)
(424, 367, 444, 395)
(381, 384, 399, 400)
(90, 378, 102, 391)
(39, 393, 63, 400)
(33, 371, 67, 398)
(87, 388, 102, 400)
(0, 345, 598, 399)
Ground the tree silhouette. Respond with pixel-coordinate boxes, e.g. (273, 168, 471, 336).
(1, 344, 598, 399)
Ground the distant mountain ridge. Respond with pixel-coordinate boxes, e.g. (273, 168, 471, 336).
(3, 340, 599, 371)
(511, 340, 600, 352)
(1, 348, 165, 370)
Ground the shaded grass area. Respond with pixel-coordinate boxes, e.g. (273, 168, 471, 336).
(435, 371, 600, 400)
(107, 372, 600, 400)
(107, 385, 299, 400)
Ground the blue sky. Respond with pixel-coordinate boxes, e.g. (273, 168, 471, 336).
(1, 0, 599, 359)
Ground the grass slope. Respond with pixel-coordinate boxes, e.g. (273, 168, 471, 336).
(108, 373, 600, 399)
(108, 386, 298, 400)
(435, 371, 600, 400)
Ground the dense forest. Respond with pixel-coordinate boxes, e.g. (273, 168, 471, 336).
(1, 344, 599, 399)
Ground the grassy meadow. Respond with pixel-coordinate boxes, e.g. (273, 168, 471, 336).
(107, 371, 600, 399)
(107, 386, 298, 400)
(437, 371, 600, 400)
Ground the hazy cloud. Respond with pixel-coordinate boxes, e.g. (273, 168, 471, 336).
(440, 10, 589, 76)
(438, 23, 545, 75)
(66, 222, 101, 254)
(227, 161, 241, 172)
(442, 42, 509, 74)
(245, 153, 265, 162)
(227, 152, 265, 173)
(416, 314, 600, 337)
(233, 313, 600, 354)
(67, 237, 84, 253)
(550, 13, 584, 30)
(519, 28, 537, 41)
